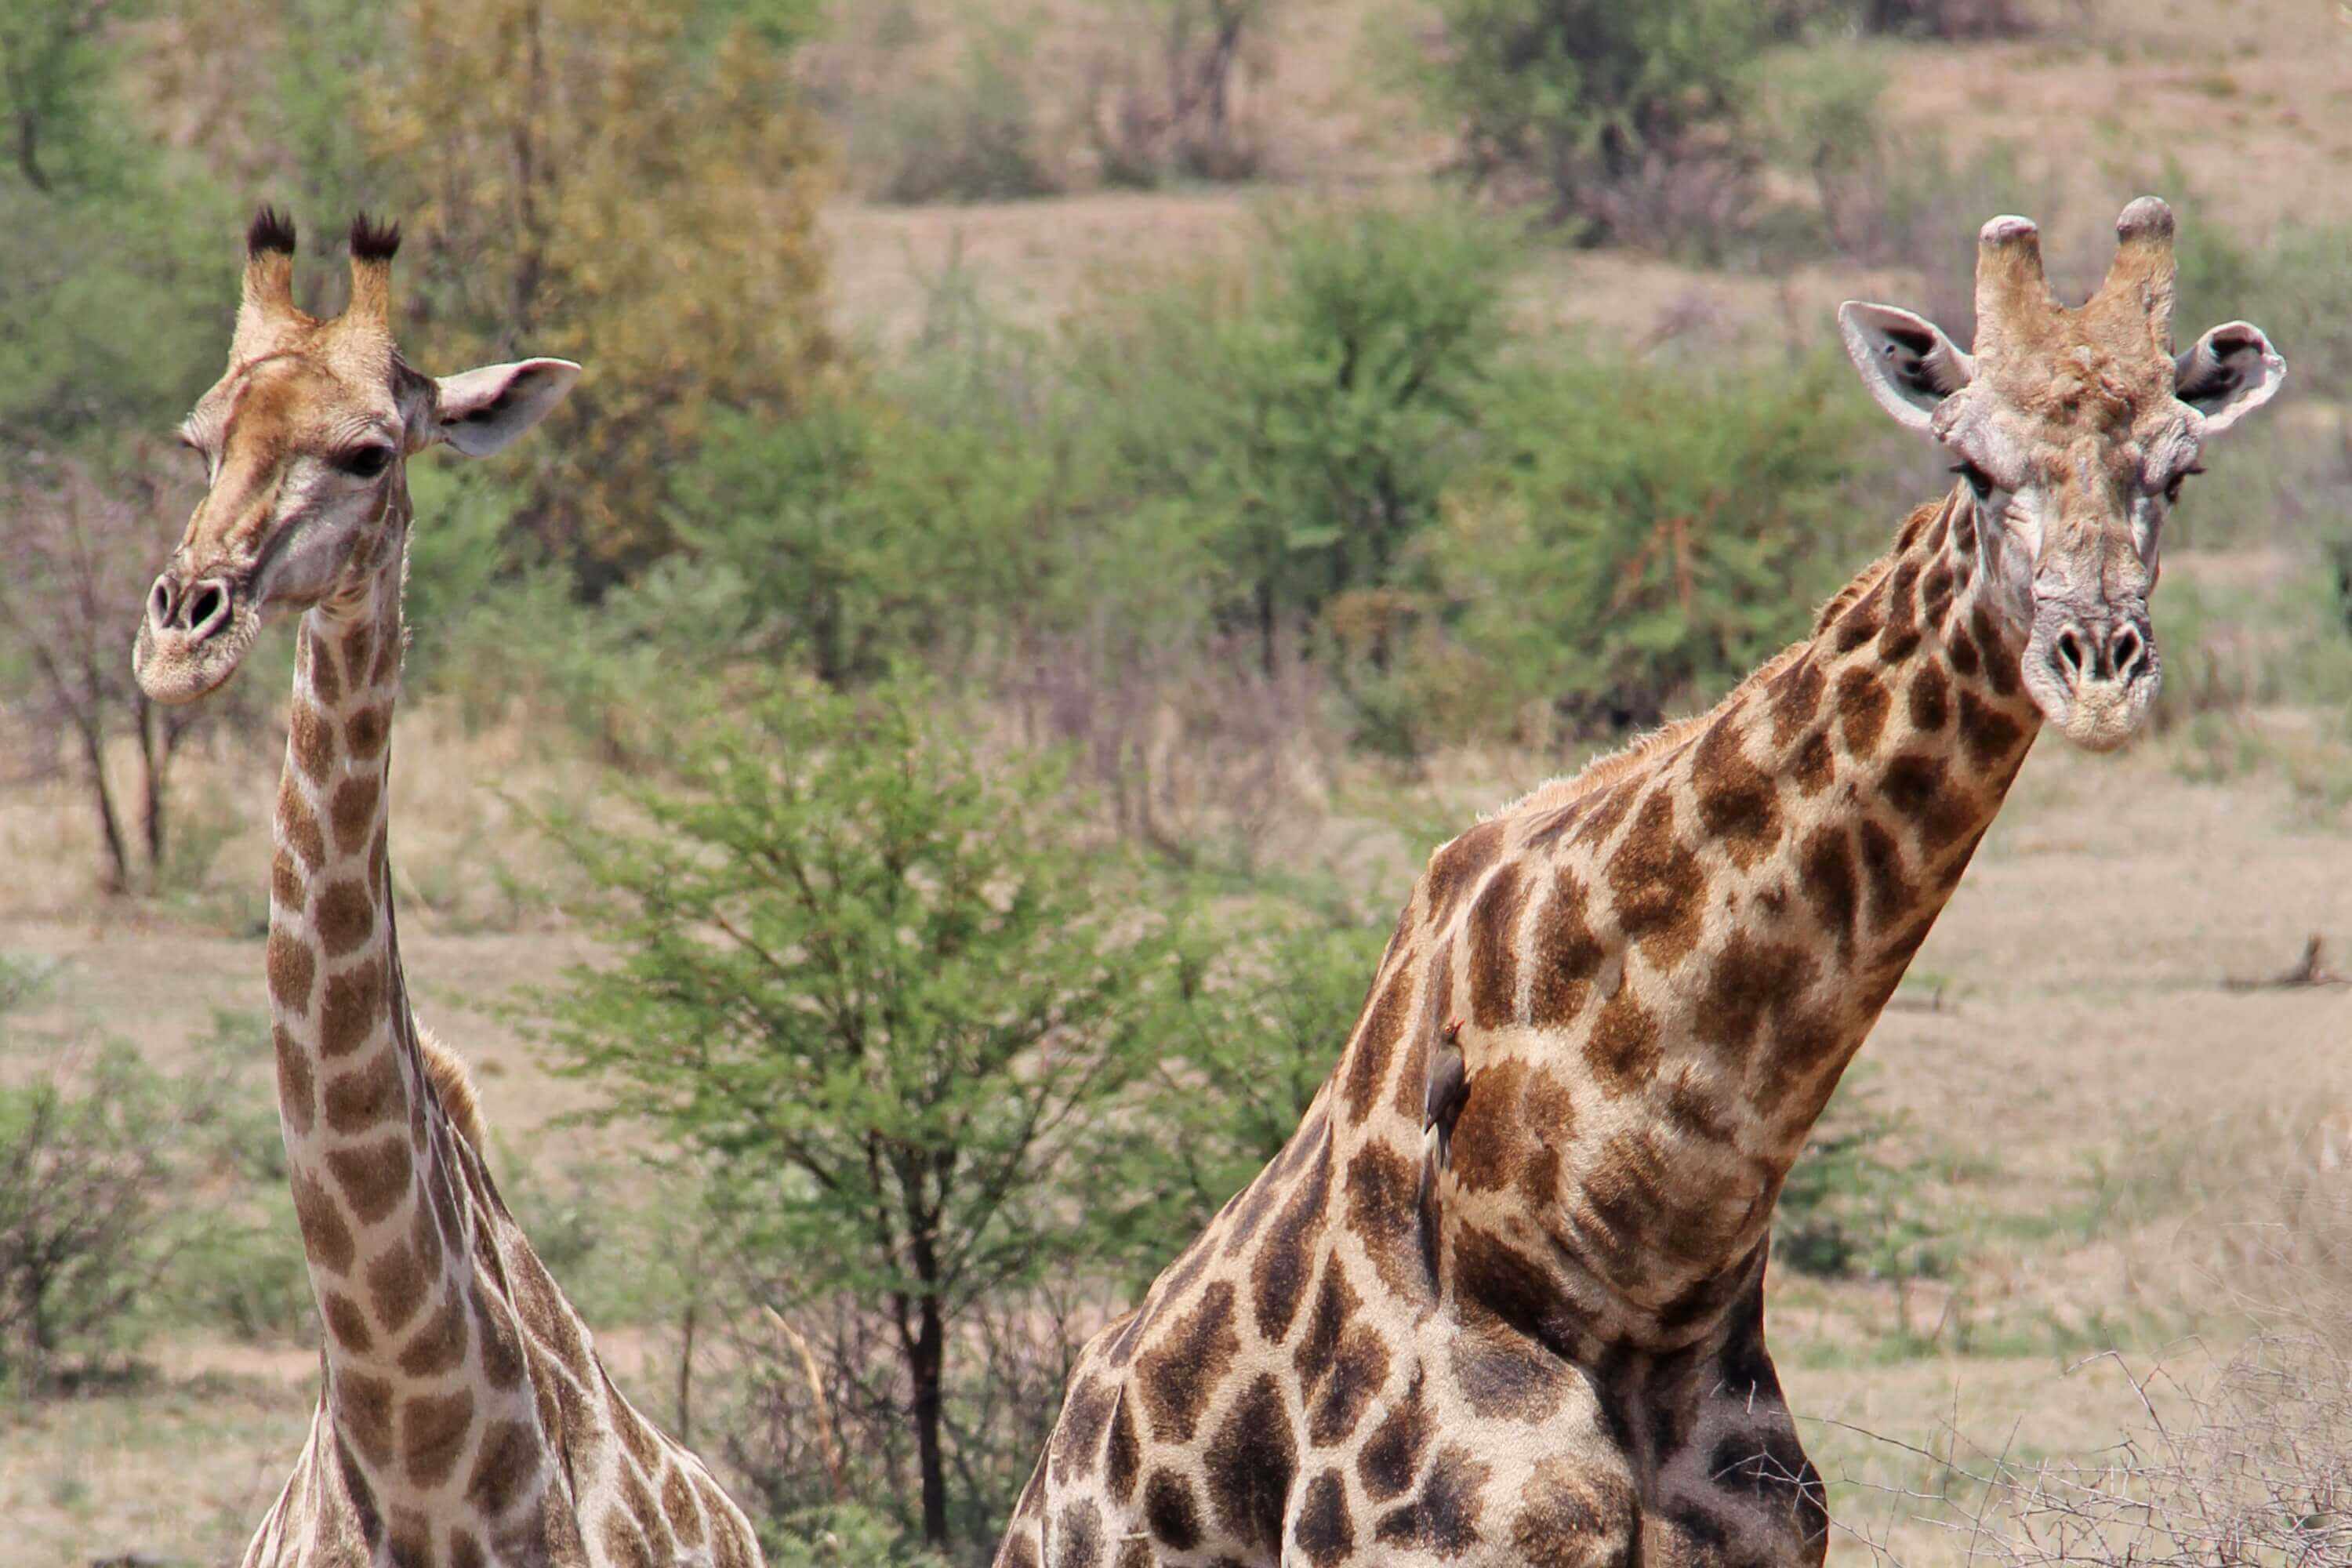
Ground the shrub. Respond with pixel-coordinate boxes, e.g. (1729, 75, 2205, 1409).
(0, 992, 299, 1383)
(0, 1040, 174, 1386)
(866, 16, 1061, 204)
(1071, 198, 1516, 673)
(1416, 350, 1868, 739)
(1774, 1069, 1946, 1291)
(536, 678, 1189, 1552)
(662, 391, 1072, 684)
(1407, 0, 1768, 241)
(1094, 891, 1392, 1286)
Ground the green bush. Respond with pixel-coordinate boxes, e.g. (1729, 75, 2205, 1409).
(1414, 350, 1868, 739)
(1071, 199, 1516, 670)
(1406, 0, 1766, 240)
(1094, 891, 1391, 1286)
(0, 993, 305, 1385)
(536, 677, 1188, 1552)
(663, 391, 1072, 684)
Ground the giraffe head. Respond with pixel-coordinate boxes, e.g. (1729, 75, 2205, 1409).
(133, 208, 579, 706)
(1838, 198, 2284, 751)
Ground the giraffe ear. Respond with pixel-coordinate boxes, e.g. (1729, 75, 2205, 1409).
(426, 358, 581, 458)
(1838, 303, 1973, 434)
(2175, 321, 2284, 435)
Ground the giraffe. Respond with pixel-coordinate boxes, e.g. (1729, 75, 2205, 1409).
(994, 198, 2285, 1568)
(130, 209, 764, 1568)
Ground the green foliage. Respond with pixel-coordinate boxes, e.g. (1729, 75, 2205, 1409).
(1408, 0, 1766, 235)
(1421, 352, 1867, 737)
(0, 161, 234, 453)
(0, 1040, 171, 1385)
(762, 1502, 949, 1568)
(1072, 199, 1515, 667)
(540, 677, 1179, 1300)
(537, 677, 1186, 1546)
(0, 991, 304, 1386)
(0, 0, 142, 198)
(1774, 1070, 1946, 1289)
(663, 392, 1067, 683)
(1095, 891, 1388, 1286)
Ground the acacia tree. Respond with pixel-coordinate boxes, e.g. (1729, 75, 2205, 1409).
(539, 682, 1185, 1552)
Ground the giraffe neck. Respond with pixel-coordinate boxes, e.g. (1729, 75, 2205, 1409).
(1405, 485, 2045, 1350)
(262, 488, 560, 1523)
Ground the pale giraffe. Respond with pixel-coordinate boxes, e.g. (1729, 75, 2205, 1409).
(995, 198, 2285, 1568)
(130, 210, 763, 1568)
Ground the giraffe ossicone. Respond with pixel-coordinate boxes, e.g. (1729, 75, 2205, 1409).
(997, 198, 2285, 1568)
(132, 208, 763, 1568)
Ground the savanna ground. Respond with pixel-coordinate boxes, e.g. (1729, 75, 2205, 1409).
(5, 0, 2352, 1563)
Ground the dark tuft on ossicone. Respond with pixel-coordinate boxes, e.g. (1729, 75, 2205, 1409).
(248, 205, 298, 258)
(348, 213, 402, 263)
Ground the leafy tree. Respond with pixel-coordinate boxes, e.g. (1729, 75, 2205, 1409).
(365, 0, 837, 572)
(664, 394, 1071, 687)
(538, 681, 1185, 1552)
(1410, 0, 1766, 236)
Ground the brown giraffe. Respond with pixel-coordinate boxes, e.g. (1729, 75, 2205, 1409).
(995, 198, 2285, 1568)
(130, 210, 763, 1568)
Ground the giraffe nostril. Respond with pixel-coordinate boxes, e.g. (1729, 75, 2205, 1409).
(183, 583, 227, 634)
(2054, 628, 2085, 681)
(2112, 625, 2145, 681)
(147, 576, 176, 629)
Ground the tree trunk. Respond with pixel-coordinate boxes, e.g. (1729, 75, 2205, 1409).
(74, 719, 130, 895)
(893, 1284, 952, 1548)
(912, 1290, 949, 1547)
(134, 697, 166, 893)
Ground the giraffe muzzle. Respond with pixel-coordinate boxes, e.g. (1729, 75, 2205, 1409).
(2024, 604, 2159, 751)
(133, 568, 259, 706)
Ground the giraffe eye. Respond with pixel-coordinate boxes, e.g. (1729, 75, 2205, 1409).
(2164, 465, 2205, 506)
(1951, 462, 1997, 501)
(336, 444, 394, 480)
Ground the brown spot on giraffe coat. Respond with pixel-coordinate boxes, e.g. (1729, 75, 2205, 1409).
(1136, 1281, 1240, 1443)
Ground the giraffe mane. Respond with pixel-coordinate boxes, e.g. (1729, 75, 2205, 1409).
(416, 1024, 488, 1152)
